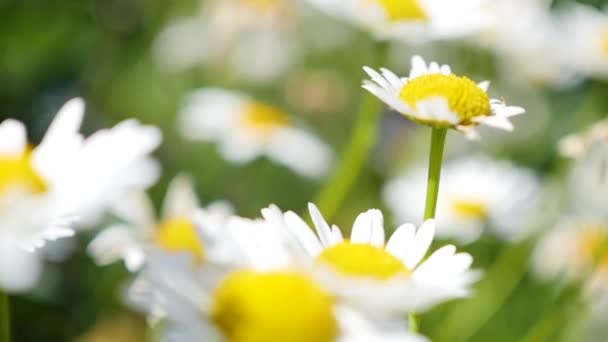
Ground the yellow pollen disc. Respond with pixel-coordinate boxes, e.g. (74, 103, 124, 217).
(451, 199, 488, 219)
(241, 101, 289, 134)
(373, 0, 427, 22)
(155, 218, 204, 263)
(211, 271, 338, 342)
(577, 225, 608, 261)
(317, 242, 410, 280)
(400, 74, 491, 125)
(0, 150, 47, 196)
(600, 31, 608, 57)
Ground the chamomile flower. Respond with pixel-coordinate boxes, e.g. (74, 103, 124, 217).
(362, 55, 525, 139)
(179, 88, 333, 179)
(154, 0, 296, 83)
(278, 203, 479, 314)
(88, 175, 234, 272)
(559, 119, 608, 159)
(558, 4, 608, 80)
(126, 217, 427, 342)
(533, 219, 608, 284)
(384, 155, 542, 243)
(0, 98, 161, 292)
(305, 0, 490, 42)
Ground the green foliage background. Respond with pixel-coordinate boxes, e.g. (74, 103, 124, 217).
(1, 0, 606, 341)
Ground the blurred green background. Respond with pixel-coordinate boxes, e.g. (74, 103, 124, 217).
(2, 0, 608, 341)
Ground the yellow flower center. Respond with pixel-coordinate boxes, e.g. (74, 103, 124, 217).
(400, 74, 491, 125)
(0, 150, 47, 196)
(211, 271, 338, 342)
(317, 242, 410, 280)
(155, 218, 204, 263)
(241, 101, 289, 135)
(373, 0, 427, 22)
(578, 225, 608, 261)
(451, 199, 488, 219)
(600, 31, 608, 57)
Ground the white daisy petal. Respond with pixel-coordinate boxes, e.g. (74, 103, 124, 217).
(403, 219, 435, 269)
(284, 211, 323, 256)
(0, 119, 27, 156)
(385, 223, 416, 260)
(308, 202, 334, 247)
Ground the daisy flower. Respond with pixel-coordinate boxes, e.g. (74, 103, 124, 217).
(305, 0, 490, 42)
(126, 210, 427, 342)
(533, 219, 608, 285)
(0, 98, 161, 292)
(277, 203, 479, 314)
(88, 175, 234, 272)
(558, 4, 608, 80)
(179, 87, 333, 179)
(559, 119, 608, 159)
(154, 0, 296, 83)
(362, 55, 525, 139)
(384, 155, 542, 244)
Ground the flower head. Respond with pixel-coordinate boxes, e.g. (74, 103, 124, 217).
(384, 155, 542, 243)
(305, 0, 490, 42)
(362, 56, 525, 139)
(179, 88, 333, 178)
(0, 98, 161, 292)
(88, 175, 234, 272)
(279, 203, 479, 314)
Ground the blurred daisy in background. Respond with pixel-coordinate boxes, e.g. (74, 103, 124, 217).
(384, 155, 542, 244)
(558, 4, 608, 80)
(562, 133, 608, 217)
(472, 0, 578, 88)
(179, 88, 333, 179)
(277, 203, 479, 314)
(362, 55, 525, 139)
(154, 0, 297, 83)
(305, 0, 490, 42)
(88, 175, 233, 272)
(126, 206, 427, 342)
(0, 98, 161, 292)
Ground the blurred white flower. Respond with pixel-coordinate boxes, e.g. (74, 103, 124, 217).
(558, 4, 608, 80)
(384, 155, 542, 243)
(532, 217, 608, 295)
(88, 175, 234, 272)
(126, 209, 427, 342)
(179, 88, 333, 179)
(154, 0, 296, 83)
(277, 203, 479, 314)
(470, 0, 578, 88)
(305, 0, 490, 42)
(559, 119, 608, 159)
(362, 55, 525, 139)
(0, 98, 161, 292)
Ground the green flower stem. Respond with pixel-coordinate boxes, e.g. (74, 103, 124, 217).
(312, 42, 388, 221)
(0, 290, 10, 342)
(432, 241, 533, 342)
(314, 94, 383, 220)
(409, 128, 448, 333)
(423, 128, 447, 220)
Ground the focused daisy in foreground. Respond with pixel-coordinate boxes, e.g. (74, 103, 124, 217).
(305, 0, 490, 42)
(0, 98, 161, 292)
(126, 215, 427, 342)
(362, 55, 525, 139)
(179, 87, 333, 178)
(277, 203, 479, 314)
(88, 175, 233, 272)
(384, 155, 542, 243)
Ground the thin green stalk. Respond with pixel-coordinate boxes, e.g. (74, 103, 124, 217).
(423, 128, 447, 220)
(0, 291, 10, 342)
(312, 42, 388, 221)
(408, 128, 448, 333)
(314, 94, 382, 219)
